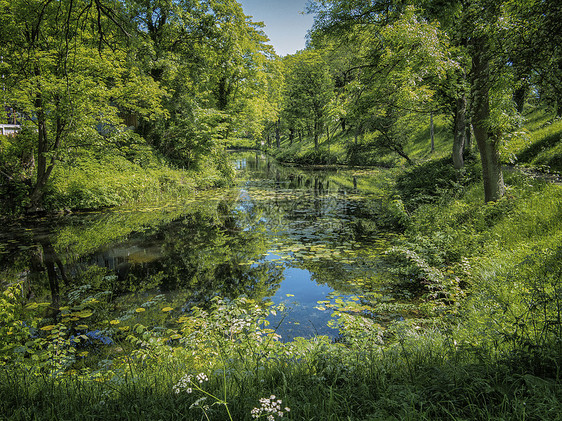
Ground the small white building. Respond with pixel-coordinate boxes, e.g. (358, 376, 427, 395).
(0, 124, 20, 136)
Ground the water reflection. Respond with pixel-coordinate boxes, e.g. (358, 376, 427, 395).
(0, 152, 395, 340)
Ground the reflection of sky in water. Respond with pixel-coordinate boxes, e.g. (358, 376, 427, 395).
(261, 253, 341, 341)
(233, 157, 372, 340)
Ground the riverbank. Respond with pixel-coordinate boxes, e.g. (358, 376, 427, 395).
(265, 108, 562, 178)
(0, 141, 234, 217)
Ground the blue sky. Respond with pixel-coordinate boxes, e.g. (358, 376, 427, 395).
(238, 0, 314, 56)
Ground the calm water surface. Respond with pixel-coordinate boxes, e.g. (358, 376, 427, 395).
(0, 152, 402, 340)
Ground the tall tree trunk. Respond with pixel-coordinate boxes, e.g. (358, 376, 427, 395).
(275, 119, 281, 148)
(513, 83, 527, 114)
(430, 111, 435, 153)
(453, 95, 467, 169)
(217, 77, 229, 111)
(464, 122, 472, 158)
(29, 114, 64, 210)
(471, 39, 505, 202)
(354, 124, 360, 145)
(28, 89, 50, 210)
(314, 120, 319, 150)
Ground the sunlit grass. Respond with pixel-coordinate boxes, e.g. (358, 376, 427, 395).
(2, 293, 561, 420)
(404, 113, 451, 161)
(502, 108, 562, 173)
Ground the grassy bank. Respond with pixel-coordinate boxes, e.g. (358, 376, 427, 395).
(266, 108, 562, 176)
(0, 135, 234, 215)
(265, 113, 452, 167)
(47, 152, 232, 211)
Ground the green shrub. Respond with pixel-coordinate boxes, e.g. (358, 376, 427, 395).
(395, 157, 481, 211)
(0, 131, 35, 214)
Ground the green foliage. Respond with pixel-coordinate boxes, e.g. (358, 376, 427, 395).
(507, 247, 562, 357)
(1, 291, 561, 420)
(47, 155, 188, 210)
(0, 0, 270, 212)
(0, 132, 34, 214)
(0, 283, 32, 365)
(395, 157, 481, 212)
(0, 0, 170, 208)
(281, 50, 334, 150)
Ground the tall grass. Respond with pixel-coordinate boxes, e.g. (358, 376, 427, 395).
(46, 150, 232, 211)
(1, 279, 561, 420)
(502, 108, 562, 173)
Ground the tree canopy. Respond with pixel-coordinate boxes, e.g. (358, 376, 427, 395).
(2, 0, 561, 208)
(0, 0, 278, 209)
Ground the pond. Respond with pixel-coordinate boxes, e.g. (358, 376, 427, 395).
(0, 152, 407, 341)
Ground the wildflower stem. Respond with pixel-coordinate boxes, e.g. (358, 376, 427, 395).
(218, 348, 234, 421)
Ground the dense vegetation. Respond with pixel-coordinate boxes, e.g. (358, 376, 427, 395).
(1, 0, 276, 213)
(261, 0, 562, 201)
(1, 0, 562, 419)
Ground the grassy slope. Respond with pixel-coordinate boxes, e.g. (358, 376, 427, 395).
(265, 113, 452, 166)
(501, 107, 562, 173)
(267, 108, 562, 174)
(46, 148, 232, 211)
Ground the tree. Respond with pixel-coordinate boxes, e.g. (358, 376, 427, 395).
(309, 0, 525, 202)
(282, 51, 334, 150)
(309, 3, 456, 163)
(506, 0, 562, 115)
(128, 0, 276, 164)
(0, 0, 166, 209)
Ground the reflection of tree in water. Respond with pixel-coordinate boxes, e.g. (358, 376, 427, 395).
(0, 222, 70, 315)
(0, 153, 393, 328)
(116, 200, 284, 307)
(17, 235, 69, 316)
(235, 153, 387, 296)
(0, 194, 284, 316)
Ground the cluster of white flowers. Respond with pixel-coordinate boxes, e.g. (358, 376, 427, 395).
(229, 317, 252, 334)
(196, 373, 209, 383)
(173, 372, 208, 394)
(173, 375, 192, 394)
(250, 395, 290, 420)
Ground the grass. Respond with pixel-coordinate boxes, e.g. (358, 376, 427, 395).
(45, 148, 233, 211)
(502, 108, 562, 173)
(1, 297, 561, 421)
(268, 113, 460, 168)
(0, 132, 234, 215)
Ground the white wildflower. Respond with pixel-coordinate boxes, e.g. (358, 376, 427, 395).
(173, 374, 196, 394)
(196, 373, 209, 383)
(251, 395, 289, 420)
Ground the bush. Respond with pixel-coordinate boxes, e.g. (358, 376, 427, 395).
(395, 157, 481, 211)
(0, 132, 35, 214)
